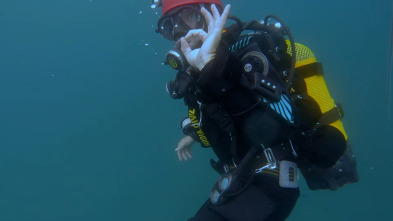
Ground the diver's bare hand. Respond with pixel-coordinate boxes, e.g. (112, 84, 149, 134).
(181, 4, 231, 71)
(175, 136, 195, 162)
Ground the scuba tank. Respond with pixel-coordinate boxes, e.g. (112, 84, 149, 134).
(287, 42, 359, 190)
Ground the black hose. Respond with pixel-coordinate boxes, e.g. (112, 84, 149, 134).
(228, 15, 244, 30)
(264, 15, 296, 91)
(222, 145, 259, 197)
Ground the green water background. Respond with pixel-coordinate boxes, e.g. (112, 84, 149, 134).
(1, 0, 392, 220)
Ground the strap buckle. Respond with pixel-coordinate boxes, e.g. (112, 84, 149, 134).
(223, 159, 238, 174)
(254, 148, 278, 173)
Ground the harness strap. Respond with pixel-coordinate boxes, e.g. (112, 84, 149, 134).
(296, 62, 324, 78)
(212, 140, 296, 176)
(318, 103, 344, 126)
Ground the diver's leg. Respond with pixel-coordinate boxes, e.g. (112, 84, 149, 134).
(253, 175, 300, 221)
(265, 188, 299, 220)
(209, 181, 278, 221)
(189, 200, 227, 221)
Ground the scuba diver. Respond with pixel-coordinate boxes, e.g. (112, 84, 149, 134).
(151, 0, 359, 220)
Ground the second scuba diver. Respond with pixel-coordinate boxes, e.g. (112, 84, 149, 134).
(152, 0, 359, 220)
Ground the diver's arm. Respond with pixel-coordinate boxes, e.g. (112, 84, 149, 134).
(181, 4, 244, 102)
(195, 42, 242, 101)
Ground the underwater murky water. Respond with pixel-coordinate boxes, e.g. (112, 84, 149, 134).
(0, 0, 392, 220)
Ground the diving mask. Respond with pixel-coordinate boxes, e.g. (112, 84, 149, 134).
(156, 5, 205, 41)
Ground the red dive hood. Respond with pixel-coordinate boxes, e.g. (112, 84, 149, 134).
(161, 0, 223, 15)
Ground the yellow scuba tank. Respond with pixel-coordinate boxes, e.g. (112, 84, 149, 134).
(286, 41, 347, 140)
(286, 41, 359, 190)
